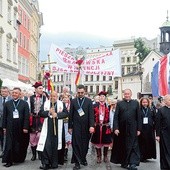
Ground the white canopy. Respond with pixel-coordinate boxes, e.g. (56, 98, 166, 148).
(2, 78, 34, 91)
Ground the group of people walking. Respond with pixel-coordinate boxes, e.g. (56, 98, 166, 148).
(0, 83, 170, 170)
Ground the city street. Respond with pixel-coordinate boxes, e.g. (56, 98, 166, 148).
(0, 145, 160, 170)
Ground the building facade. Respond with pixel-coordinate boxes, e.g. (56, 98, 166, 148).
(0, 0, 18, 81)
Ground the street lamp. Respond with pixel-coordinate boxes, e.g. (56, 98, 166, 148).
(138, 62, 143, 92)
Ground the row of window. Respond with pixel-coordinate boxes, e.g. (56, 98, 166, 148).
(18, 6, 30, 30)
(0, 34, 17, 63)
(122, 66, 137, 75)
(0, 0, 17, 29)
(53, 74, 113, 82)
(54, 84, 118, 94)
(121, 56, 137, 63)
(85, 75, 113, 81)
(18, 56, 29, 76)
(19, 32, 29, 50)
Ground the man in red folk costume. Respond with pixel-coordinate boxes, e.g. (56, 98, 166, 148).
(29, 82, 46, 161)
(91, 91, 112, 163)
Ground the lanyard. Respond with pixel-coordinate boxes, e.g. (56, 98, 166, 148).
(77, 98, 85, 108)
(13, 100, 20, 110)
(142, 108, 148, 117)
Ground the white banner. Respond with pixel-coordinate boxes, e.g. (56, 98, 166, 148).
(49, 43, 121, 76)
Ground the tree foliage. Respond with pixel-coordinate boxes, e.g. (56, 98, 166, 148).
(134, 38, 151, 62)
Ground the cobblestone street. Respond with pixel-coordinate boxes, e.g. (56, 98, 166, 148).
(0, 145, 160, 170)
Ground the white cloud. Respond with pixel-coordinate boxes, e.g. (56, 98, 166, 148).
(39, 0, 170, 40)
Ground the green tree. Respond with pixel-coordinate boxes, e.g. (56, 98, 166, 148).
(134, 38, 151, 62)
(0, 79, 2, 89)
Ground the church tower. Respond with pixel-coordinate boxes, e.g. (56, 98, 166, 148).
(160, 12, 170, 55)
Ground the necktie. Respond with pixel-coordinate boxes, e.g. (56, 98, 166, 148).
(3, 97, 6, 106)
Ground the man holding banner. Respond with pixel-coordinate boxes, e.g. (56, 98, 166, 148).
(37, 91, 68, 170)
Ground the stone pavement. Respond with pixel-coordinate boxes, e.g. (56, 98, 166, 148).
(0, 145, 160, 170)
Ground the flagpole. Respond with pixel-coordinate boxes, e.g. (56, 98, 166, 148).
(48, 54, 57, 136)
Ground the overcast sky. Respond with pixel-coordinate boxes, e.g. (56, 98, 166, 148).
(39, 0, 170, 40)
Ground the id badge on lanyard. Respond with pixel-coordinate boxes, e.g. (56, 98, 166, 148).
(13, 109, 19, 119)
(143, 117, 148, 124)
(13, 100, 20, 119)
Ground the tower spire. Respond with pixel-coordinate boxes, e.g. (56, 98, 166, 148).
(166, 10, 169, 21)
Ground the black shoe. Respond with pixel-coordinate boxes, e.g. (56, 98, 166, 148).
(81, 161, 88, 166)
(141, 159, 147, 162)
(121, 164, 128, 169)
(31, 154, 36, 161)
(4, 163, 12, 167)
(39, 164, 49, 170)
(128, 164, 137, 170)
(73, 163, 80, 170)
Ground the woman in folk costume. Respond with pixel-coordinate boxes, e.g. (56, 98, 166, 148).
(37, 91, 68, 170)
(62, 93, 72, 162)
(91, 91, 112, 163)
(29, 82, 46, 161)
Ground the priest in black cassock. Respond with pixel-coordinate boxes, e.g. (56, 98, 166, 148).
(156, 94, 170, 170)
(68, 84, 95, 170)
(2, 87, 30, 167)
(37, 91, 68, 170)
(110, 89, 142, 170)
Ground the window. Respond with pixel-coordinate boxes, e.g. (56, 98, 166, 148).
(23, 35, 26, 48)
(90, 86, 93, 93)
(122, 67, 125, 75)
(91, 75, 93, 81)
(22, 57, 25, 75)
(96, 85, 99, 93)
(54, 75, 56, 82)
(103, 85, 106, 91)
(61, 86, 63, 93)
(26, 59, 29, 75)
(133, 56, 137, 62)
(27, 39, 29, 50)
(96, 75, 99, 81)
(132, 66, 137, 72)
(85, 75, 88, 81)
(109, 76, 112, 81)
(57, 75, 59, 82)
(0, 34, 2, 57)
(18, 9, 22, 23)
(7, 5, 11, 23)
(13, 42, 16, 63)
(27, 19, 30, 30)
(18, 56, 21, 74)
(127, 57, 131, 62)
(6, 41, 11, 60)
(24, 14, 26, 27)
(121, 57, 125, 63)
(115, 80, 118, 90)
(85, 86, 88, 92)
(57, 86, 59, 93)
(127, 67, 131, 73)
(61, 75, 63, 81)
(13, 11, 17, 28)
(103, 76, 106, 81)
(0, 0, 2, 16)
(19, 32, 22, 46)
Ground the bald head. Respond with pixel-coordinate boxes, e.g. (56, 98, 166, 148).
(164, 94, 170, 107)
(123, 89, 132, 100)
